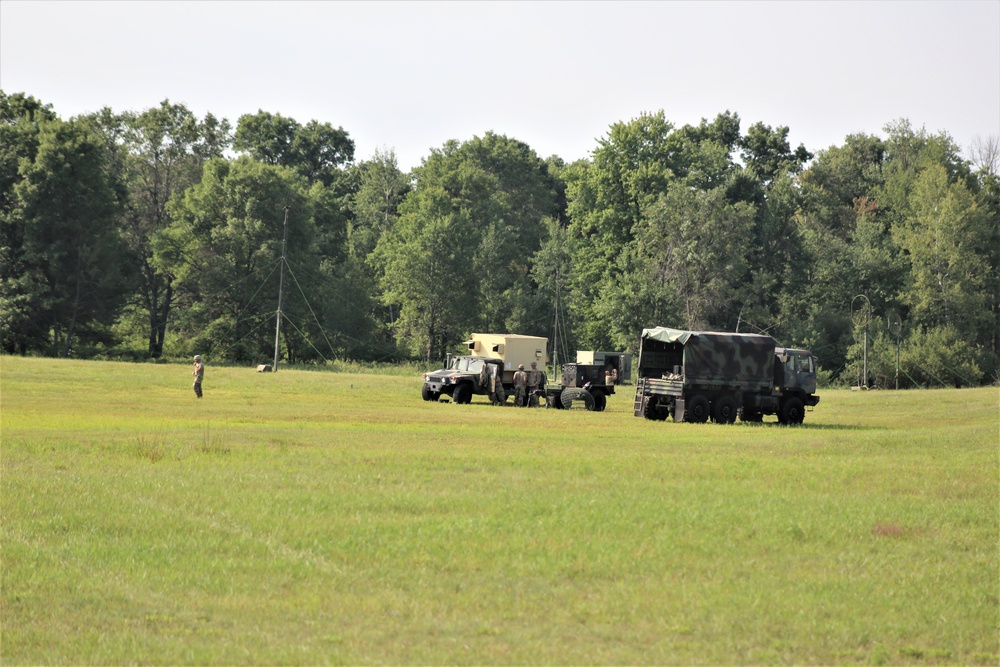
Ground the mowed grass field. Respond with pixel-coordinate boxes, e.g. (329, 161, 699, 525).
(1, 356, 997, 666)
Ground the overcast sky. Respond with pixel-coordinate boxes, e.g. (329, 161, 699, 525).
(2, 1, 998, 172)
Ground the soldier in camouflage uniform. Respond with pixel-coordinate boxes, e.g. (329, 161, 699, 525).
(527, 361, 546, 407)
(489, 364, 506, 405)
(513, 363, 528, 407)
(192, 354, 204, 398)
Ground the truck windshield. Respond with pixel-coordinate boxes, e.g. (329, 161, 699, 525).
(449, 357, 484, 372)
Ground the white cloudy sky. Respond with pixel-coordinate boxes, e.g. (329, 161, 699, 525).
(2, 1, 998, 172)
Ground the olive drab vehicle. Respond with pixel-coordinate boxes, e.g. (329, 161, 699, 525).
(421, 333, 616, 410)
(633, 327, 820, 424)
(421, 334, 547, 404)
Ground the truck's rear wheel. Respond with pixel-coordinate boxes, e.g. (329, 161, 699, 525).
(452, 383, 472, 405)
(686, 395, 710, 423)
(712, 395, 738, 424)
(779, 397, 805, 425)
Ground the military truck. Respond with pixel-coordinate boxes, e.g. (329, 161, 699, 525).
(633, 327, 820, 424)
(421, 333, 547, 404)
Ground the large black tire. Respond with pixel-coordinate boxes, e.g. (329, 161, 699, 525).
(421, 384, 439, 402)
(779, 397, 805, 425)
(591, 390, 607, 412)
(686, 394, 710, 423)
(560, 388, 595, 410)
(643, 396, 669, 421)
(712, 395, 739, 424)
(452, 383, 473, 405)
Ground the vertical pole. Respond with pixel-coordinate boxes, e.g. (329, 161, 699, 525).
(863, 319, 869, 389)
(895, 336, 900, 390)
(552, 272, 560, 379)
(273, 207, 289, 373)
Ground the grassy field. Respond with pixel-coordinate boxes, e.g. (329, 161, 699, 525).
(1, 356, 997, 665)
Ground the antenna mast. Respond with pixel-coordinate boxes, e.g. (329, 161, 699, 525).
(273, 207, 289, 373)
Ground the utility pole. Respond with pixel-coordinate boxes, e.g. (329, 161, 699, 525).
(273, 207, 288, 373)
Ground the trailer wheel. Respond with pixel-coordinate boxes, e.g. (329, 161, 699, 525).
(686, 395, 710, 423)
(712, 395, 739, 424)
(779, 397, 805, 425)
(421, 384, 440, 402)
(592, 390, 607, 412)
(560, 388, 595, 410)
(452, 383, 473, 405)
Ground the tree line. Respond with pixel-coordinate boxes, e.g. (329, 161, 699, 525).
(1, 91, 997, 387)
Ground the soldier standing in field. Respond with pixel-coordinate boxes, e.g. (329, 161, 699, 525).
(192, 354, 204, 398)
(513, 363, 528, 407)
(527, 361, 546, 407)
(490, 364, 506, 405)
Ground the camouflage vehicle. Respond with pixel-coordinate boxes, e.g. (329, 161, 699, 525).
(544, 363, 615, 411)
(633, 327, 820, 424)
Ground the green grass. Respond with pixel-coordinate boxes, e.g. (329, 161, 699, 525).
(1, 356, 997, 665)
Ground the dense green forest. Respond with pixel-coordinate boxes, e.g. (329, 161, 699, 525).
(1, 91, 997, 387)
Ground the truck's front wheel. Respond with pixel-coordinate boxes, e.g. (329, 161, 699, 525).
(686, 395, 710, 423)
(421, 384, 440, 402)
(452, 383, 473, 405)
(779, 397, 805, 425)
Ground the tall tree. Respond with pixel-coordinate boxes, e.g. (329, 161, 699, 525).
(233, 110, 354, 187)
(348, 147, 410, 263)
(373, 186, 477, 362)
(635, 187, 756, 331)
(738, 121, 812, 186)
(0, 92, 59, 354)
(382, 132, 559, 345)
(86, 101, 231, 357)
(156, 157, 316, 363)
(6, 117, 127, 356)
(892, 163, 992, 340)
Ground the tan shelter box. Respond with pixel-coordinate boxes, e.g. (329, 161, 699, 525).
(465, 333, 548, 373)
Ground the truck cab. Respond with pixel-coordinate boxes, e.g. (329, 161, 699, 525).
(774, 348, 819, 398)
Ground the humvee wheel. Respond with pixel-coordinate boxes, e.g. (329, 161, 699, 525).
(686, 395, 710, 423)
(592, 390, 607, 412)
(421, 384, 440, 402)
(712, 395, 738, 424)
(779, 397, 805, 425)
(452, 383, 473, 405)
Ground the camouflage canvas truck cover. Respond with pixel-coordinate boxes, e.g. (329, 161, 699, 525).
(633, 327, 819, 424)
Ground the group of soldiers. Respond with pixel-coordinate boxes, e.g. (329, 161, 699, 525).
(481, 360, 547, 406)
